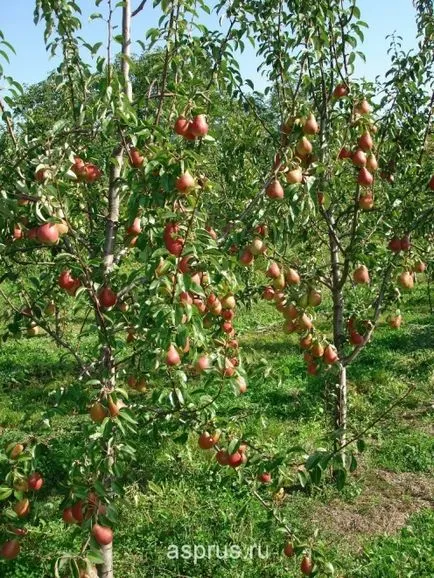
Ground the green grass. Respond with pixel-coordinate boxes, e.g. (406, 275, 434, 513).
(0, 284, 433, 577)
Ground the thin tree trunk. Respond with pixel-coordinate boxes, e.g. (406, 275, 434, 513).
(98, 2, 132, 577)
(329, 221, 347, 449)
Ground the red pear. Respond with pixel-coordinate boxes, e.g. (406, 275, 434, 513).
(98, 286, 117, 308)
(358, 131, 373, 151)
(333, 83, 348, 98)
(358, 167, 373, 187)
(303, 113, 319, 135)
(352, 149, 367, 167)
(175, 171, 195, 193)
(353, 265, 370, 284)
(28, 472, 44, 491)
(398, 271, 414, 290)
(37, 223, 59, 245)
(129, 147, 144, 168)
(0, 540, 21, 560)
(189, 114, 209, 137)
(92, 524, 113, 546)
(301, 555, 313, 575)
(166, 344, 181, 366)
(266, 179, 284, 199)
(174, 115, 190, 136)
(286, 167, 303, 184)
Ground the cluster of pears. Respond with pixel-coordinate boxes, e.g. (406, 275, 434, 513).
(337, 97, 378, 206)
(262, 262, 338, 374)
(266, 112, 320, 200)
(0, 445, 45, 560)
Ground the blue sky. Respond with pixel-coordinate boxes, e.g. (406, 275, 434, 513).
(0, 0, 418, 91)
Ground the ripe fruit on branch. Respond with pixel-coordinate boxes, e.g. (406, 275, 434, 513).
(398, 271, 414, 290)
(286, 167, 303, 184)
(263, 286, 275, 301)
(198, 431, 220, 450)
(62, 507, 77, 524)
(358, 131, 373, 151)
(228, 452, 243, 468)
(272, 275, 285, 292)
(311, 341, 324, 358)
(90, 402, 107, 423)
(195, 355, 209, 373)
(285, 268, 300, 285)
(283, 542, 295, 557)
(58, 270, 78, 292)
(14, 498, 30, 517)
(221, 294, 236, 310)
(239, 249, 254, 266)
(333, 83, 348, 98)
(98, 286, 117, 308)
(299, 334, 313, 350)
(388, 237, 401, 253)
(267, 262, 281, 279)
(301, 555, 314, 575)
(308, 290, 322, 307)
(37, 223, 59, 245)
(166, 344, 181, 366)
(129, 147, 144, 168)
(413, 260, 426, 273)
(284, 303, 299, 320)
(28, 472, 44, 491)
(71, 500, 84, 524)
(92, 524, 113, 546)
(338, 147, 351, 159)
(353, 265, 370, 284)
(429, 175, 434, 190)
(400, 235, 410, 251)
(189, 114, 209, 137)
(296, 137, 313, 157)
(108, 396, 125, 418)
(358, 167, 373, 187)
(366, 154, 378, 172)
(323, 344, 338, 364)
(303, 113, 319, 135)
(85, 164, 102, 183)
(174, 115, 190, 136)
(349, 331, 364, 345)
(266, 179, 284, 199)
(216, 450, 229, 466)
(222, 309, 234, 321)
(352, 149, 367, 168)
(355, 99, 371, 114)
(176, 171, 195, 193)
(9, 444, 24, 459)
(359, 192, 374, 210)
(298, 313, 313, 331)
(35, 167, 49, 182)
(127, 217, 141, 236)
(249, 238, 266, 255)
(0, 540, 21, 560)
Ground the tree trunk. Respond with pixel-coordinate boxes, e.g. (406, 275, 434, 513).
(329, 223, 347, 449)
(98, 543, 113, 578)
(98, 2, 131, 576)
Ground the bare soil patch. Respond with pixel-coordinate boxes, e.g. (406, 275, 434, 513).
(312, 468, 434, 549)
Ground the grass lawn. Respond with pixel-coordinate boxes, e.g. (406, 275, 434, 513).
(0, 283, 433, 577)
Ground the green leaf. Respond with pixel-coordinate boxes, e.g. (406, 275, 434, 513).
(0, 486, 13, 501)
